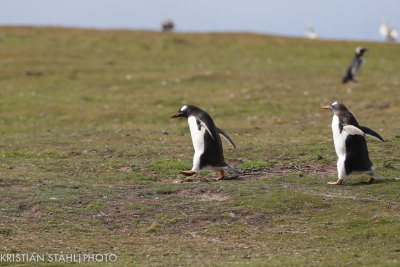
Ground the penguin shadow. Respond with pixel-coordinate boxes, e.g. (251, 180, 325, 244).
(221, 174, 241, 180)
(348, 178, 388, 186)
(225, 168, 276, 181)
(180, 173, 241, 183)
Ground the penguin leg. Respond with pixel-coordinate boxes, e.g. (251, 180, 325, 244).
(364, 177, 374, 184)
(179, 170, 196, 176)
(328, 178, 343, 185)
(215, 170, 225, 181)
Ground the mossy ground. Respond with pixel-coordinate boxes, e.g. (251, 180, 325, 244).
(0, 27, 399, 266)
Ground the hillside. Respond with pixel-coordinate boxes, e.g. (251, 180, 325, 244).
(0, 27, 399, 266)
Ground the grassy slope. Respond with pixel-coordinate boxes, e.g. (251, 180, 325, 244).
(0, 27, 399, 266)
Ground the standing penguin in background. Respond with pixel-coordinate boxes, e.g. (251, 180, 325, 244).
(321, 102, 384, 185)
(342, 47, 367, 83)
(171, 105, 239, 180)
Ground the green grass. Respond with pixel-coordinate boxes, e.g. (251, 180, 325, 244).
(0, 26, 399, 266)
(150, 159, 192, 175)
(238, 159, 275, 169)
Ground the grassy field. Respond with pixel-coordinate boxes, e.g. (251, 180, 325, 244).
(0, 26, 399, 266)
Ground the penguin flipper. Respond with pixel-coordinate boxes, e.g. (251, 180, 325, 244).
(359, 126, 384, 142)
(343, 125, 365, 136)
(196, 118, 214, 140)
(216, 127, 236, 148)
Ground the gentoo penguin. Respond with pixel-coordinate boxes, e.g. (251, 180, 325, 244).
(322, 102, 384, 185)
(342, 47, 367, 83)
(171, 105, 238, 180)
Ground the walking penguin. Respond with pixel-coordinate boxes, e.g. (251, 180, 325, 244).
(342, 47, 367, 83)
(171, 105, 239, 180)
(321, 102, 384, 185)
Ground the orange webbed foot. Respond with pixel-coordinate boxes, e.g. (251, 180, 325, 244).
(214, 170, 225, 181)
(328, 178, 343, 185)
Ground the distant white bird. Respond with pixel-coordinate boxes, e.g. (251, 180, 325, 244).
(380, 19, 398, 42)
(306, 26, 318, 39)
(161, 19, 175, 32)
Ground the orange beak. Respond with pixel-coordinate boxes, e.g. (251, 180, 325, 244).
(171, 112, 183, 119)
(321, 106, 330, 110)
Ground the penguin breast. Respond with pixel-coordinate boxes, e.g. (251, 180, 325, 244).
(187, 116, 205, 154)
(332, 115, 346, 157)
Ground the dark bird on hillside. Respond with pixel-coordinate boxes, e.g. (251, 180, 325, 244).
(342, 47, 367, 83)
(171, 105, 239, 180)
(161, 19, 174, 32)
(321, 101, 384, 185)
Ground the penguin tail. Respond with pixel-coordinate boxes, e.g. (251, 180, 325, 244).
(222, 165, 242, 174)
(342, 71, 353, 83)
(372, 173, 383, 179)
(366, 170, 383, 179)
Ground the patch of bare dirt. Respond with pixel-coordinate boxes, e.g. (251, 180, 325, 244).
(157, 162, 337, 183)
(178, 187, 231, 201)
(26, 204, 44, 217)
(232, 209, 273, 226)
(117, 166, 132, 173)
(93, 192, 153, 228)
(237, 162, 337, 181)
(90, 162, 338, 232)
(0, 185, 37, 190)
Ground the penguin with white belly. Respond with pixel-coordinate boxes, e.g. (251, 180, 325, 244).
(342, 47, 367, 83)
(321, 102, 384, 185)
(171, 105, 239, 180)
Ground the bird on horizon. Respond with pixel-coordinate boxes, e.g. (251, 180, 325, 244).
(380, 19, 398, 42)
(171, 105, 239, 180)
(306, 26, 318, 39)
(161, 19, 175, 32)
(342, 46, 367, 83)
(321, 102, 384, 185)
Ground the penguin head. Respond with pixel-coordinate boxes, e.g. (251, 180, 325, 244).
(171, 105, 195, 119)
(321, 101, 349, 115)
(355, 46, 367, 56)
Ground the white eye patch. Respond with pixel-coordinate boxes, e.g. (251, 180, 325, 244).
(180, 105, 188, 111)
(332, 101, 338, 106)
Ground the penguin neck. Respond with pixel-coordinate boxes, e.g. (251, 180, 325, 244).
(332, 114, 342, 134)
(331, 115, 344, 157)
(332, 114, 339, 127)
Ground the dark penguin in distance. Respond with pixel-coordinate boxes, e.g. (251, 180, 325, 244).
(342, 46, 367, 83)
(171, 105, 238, 180)
(322, 102, 384, 185)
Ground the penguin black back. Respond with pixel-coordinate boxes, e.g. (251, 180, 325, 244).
(327, 102, 360, 131)
(171, 105, 225, 167)
(171, 105, 219, 138)
(322, 101, 383, 185)
(342, 47, 367, 83)
(345, 134, 372, 173)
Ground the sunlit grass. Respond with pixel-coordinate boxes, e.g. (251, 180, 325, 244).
(0, 27, 399, 266)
